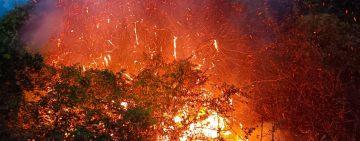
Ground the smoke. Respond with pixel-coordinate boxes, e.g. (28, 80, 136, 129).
(21, 0, 63, 53)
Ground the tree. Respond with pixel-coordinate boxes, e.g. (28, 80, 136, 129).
(250, 7, 360, 141)
(0, 2, 43, 139)
(15, 54, 242, 140)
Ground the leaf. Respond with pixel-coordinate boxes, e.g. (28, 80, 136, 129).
(3, 54, 10, 59)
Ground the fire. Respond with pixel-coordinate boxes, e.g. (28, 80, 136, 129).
(42, 0, 251, 139)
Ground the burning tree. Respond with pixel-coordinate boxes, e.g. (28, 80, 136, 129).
(3, 0, 360, 140)
(15, 54, 244, 140)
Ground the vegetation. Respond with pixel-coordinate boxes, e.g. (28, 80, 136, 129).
(0, 3, 43, 139)
(11, 54, 238, 140)
(250, 1, 360, 140)
(0, 0, 359, 141)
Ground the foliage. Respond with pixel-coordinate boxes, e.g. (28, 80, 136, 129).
(0, 2, 43, 139)
(251, 8, 360, 141)
(13, 54, 241, 140)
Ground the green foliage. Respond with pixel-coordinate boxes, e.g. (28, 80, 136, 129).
(0, 2, 43, 140)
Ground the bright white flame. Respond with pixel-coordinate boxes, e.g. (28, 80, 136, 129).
(175, 111, 229, 141)
(121, 102, 128, 109)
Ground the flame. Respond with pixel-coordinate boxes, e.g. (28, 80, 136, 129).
(42, 0, 251, 139)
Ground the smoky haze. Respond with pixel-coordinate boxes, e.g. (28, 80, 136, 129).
(20, 0, 287, 53)
(21, 0, 63, 53)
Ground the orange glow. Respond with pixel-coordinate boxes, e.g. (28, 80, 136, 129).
(41, 0, 251, 139)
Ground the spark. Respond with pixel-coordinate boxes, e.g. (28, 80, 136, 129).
(104, 57, 108, 66)
(107, 40, 114, 45)
(155, 25, 157, 37)
(107, 55, 111, 61)
(45, 0, 239, 139)
(123, 73, 133, 81)
(135, 22, 139, 45)
(57, 39, 61, 47)
(214, 39, 219, 51)
(105, 47, 116, 53)
(174, 36, 178, 59)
